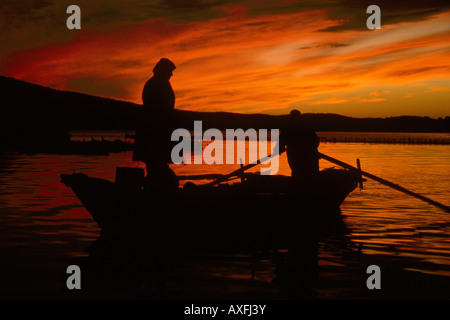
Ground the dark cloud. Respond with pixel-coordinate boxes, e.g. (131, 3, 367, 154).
(299, 42, 351, 50)
(320, 0, 450, 31)
(1, 0, 449, 66)
(0, 1, 73, 59)
(388, 66, 448, 77)
(2, 0, 449, 36)
(162, 0, 229, 10)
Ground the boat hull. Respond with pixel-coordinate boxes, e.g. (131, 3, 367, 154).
(61, 168, 359, 251)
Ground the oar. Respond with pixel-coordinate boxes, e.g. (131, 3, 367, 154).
(319, 152, 450, 213)
(205, 150, 285, 187)
(177, 174, 224, 180)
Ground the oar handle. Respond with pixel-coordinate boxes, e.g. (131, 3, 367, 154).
(206, 150, 285, 186)
(177, 174, 224, 180)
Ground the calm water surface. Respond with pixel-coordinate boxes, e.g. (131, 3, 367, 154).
(0, 134, 449, 298)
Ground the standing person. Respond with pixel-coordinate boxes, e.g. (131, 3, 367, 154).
(280, 110, 320, 183)
(133, 58, 178, 192)
(142, 58, 176, 113)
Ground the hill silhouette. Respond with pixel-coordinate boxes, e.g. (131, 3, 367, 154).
(0, 75, 448, 151)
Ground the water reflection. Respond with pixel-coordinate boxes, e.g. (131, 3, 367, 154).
(0, 139, 449, 298)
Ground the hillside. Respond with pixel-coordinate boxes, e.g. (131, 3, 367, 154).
(0, 75, 448, 151)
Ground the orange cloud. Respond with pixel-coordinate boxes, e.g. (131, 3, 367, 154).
(427, 86, 450, 92)
(370, 90, 390, 97)
(357, 97, 386, 103)
(1, 8, 449, 117)
(310, 98, 350, 105)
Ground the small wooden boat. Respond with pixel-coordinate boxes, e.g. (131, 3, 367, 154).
(61, 168, 360, 251)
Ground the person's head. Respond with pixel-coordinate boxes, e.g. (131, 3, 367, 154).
(287, 109, 302, 126)
(289, 109, 302, 119)
(153, 58, 176, 81)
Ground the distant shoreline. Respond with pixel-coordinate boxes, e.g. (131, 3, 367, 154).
(2, 131, 448, 155)
(69, 130, 450, 146)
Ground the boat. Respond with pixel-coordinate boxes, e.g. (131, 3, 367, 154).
(61, 167, 361, 251)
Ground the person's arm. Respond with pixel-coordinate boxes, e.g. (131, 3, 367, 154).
(313, 132, 320, 148)
(278, 130, 286, 153)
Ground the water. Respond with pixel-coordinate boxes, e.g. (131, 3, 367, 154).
(317, 131, 450, 142)
(0, 133, 449, 299)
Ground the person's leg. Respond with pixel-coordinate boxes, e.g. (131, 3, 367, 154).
(144, 162, 178, 192)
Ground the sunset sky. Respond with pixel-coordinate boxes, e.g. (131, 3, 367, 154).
(1, 0, 449, 117)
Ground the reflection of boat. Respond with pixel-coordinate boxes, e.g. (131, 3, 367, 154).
(61, 168, 360, 251)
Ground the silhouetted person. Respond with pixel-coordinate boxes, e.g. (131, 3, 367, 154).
(142, 58, 176, 113)
(280, 110, 320, 182)
(133, 58, 178, 192)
